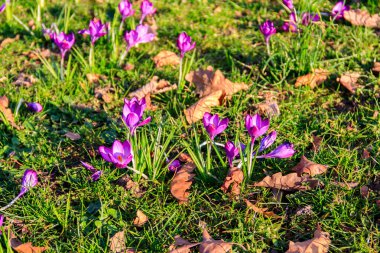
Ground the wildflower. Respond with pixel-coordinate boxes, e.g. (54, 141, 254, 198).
(0, 2, 6, 13)
(282, 12, 298, 32)
(245, 114, 269, 142)
(79, 18, 108, 45)
(257, 142, 295, 159)
(122, 97, 151, 135)
(258, 131, 277, 152)
(167, 159, 181, 172)
(301, 12, 321, 26)
(203, 113, 229, 141)
(26, 102, 43, 113)
(177, 32, 196, 58)
(225, 141, 239, 168)
(283, 0, 294, 10)
(119, 0, 135, 22)
(80, 161, 103, 181)
(140, 0, 156, 24)
(124, 24, 155, 51)
(52, 32, 75, 58)
(99, 140, 133, 168)
(259, 20, 276, 44)
(331, 1, 349, 20)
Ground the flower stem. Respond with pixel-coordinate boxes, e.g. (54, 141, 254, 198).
(0, 193, 22, 211)
(177, 57, 183, 93)
(60, 54, 65, 81)
(127, 166, 148, 180)
(119, 20, 124, 35)
(266, 41, 271, 57)
(206, 140, 211, 175)
(247, 140, 255, 179)
(119, 48, 129, 66)
(89, 44, 94, 70)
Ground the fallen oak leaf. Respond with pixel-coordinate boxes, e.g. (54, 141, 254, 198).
(253, 172, 321, 191)
(0, 35, 20, 49)
(292, 156, 327, 177)
(86, 73, 107, 84)
(170, 161, 196, 204)
(128, 76, 177, 100)
(152, 50, 180, 68)
(311, 135, 323, 152)
(133, 210, 148, 227)
(337, 72, 361, 94)
(344, 9, 380, 28)
(0, 96, 20, 129)
(199, 225, 246, 253)
(295, 69, 329, 88)
(221, 167, 244, 196)
(9, 233, 48, 253)
(109, 231, 126, 253)
(244, 199, 282, 219)
(169, 235, 200, 253)
(286, 225, 330, 253)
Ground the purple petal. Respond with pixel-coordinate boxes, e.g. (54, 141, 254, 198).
(99, 146, 113, 162)
(137, 116, 151, 127)
(258, 142, 295, 159)
(259, 131, 277, 152)
(122, 140, 132, 155)
(0, 215, 3, 235)
(0, 3, 6, 13)
(91, 171, 103, 181)
(20, 169, 38, 196)
(26, 102, 43, 113)
(112, 140, 125, 155)
(80, 161, 96, 173)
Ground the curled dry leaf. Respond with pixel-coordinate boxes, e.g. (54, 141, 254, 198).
(13, 73, 38, 87)
(152, 50, 180, 68)
(169, 235, 200, 253)
(184, 90, 224, 124)
(295, 69, 329, 88)
(185, 66, 249, 98)
(199, 226, 245, 253)
(344, 9, 380, 28)
(257, 100, 280, 117)
(95, 86, 114, 103)
(245, 199, 282, 219)
(286, 225, 330, 253)
(311, 135, 322, 152)
(253, 172, 321, 191)
(337, 72, 361, 94)
(109, 231, 126, 253)
(292, 156, 327, 177)
(372, 62, 380, 73)
(0, 96, 19, 129)
(170, 161, 196, 204)
(360, 186, 369, 198)
(133, 210, 148, 227)
(128, 76, 177, 100)
(0, 35, 20, 49)
(221, 167, 244, 196)
(9, 233, 48, 253)
(115, 174, 145, 198)
(86, 73, 107, 84)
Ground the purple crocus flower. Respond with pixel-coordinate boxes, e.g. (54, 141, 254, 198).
(140, 0, 156, 24)
(167, 159, 181, 172)
(124, 24, 155, 51)
(203, 113, 229, 141)
(257, 142, 295, 159)
(225, 141, 239, 168)
(245, 114, 269, 142)
(259, 131, 277, 152)
(282, 12, 298, 33)
(122, 97, 151, 135)
(259, 20, 276, 44)
(52, 32, 75, 58)
(119, 0, 135, 22)
(99, 140, 133, 168)
(78, 19, 108, 45)
(301, 12, 321, 26)
(283, 0, 294, 10)
(177, 32, 196, 58)
(0, 2, 6, 13)
(26, 102, 43, 113)
(80, 161, 103, 181)
(331, 1, 349, 20)
(0, 215, 3, 235)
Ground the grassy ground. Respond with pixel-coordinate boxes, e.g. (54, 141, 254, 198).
(0, 0, 379, 252)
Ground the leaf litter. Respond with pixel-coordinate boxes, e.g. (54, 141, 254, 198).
(285, 225, 330, 253)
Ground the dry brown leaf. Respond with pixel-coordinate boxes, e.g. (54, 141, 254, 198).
(95, 86, 114, 103)
(144, 94, 158, 111)
(292, 156, 328, 177)
(221, 167, 244, 196)
(170, 161, 196, 204)
(344, 9, 380, 28)
(185, 66, 248, 98)
(199, 226, 245, 253)
(133, 210, 148, 227)
(286, 225, 330, 253)
(372, 62, 380, 73)
(64, 132, 81, 141)
(257, 100, 280, 117)
(152, 50, 180, 68)
(253, 172, 321, 191)
(0, 96, 19, 129)
(109, 231, 126, 253)
(362, 149, 370, 159)
(184, 90, 224, 124)
(295, 205, 314, 216)
(13, 73, 38, 87)
(128, 76, 177, 99)
(115, 174, 145, 198)
(331, 181, 359, 189)
(124, 63, 135, 71)
(337, 72, 361, 93)
(24, 49, 51, 60)
(295, 69, 329, 88)
(311, 135, 322, 152)
(9, 233, 48, 253)
(0, 35, 20, 49)
(169, 235, 200, 253)
(360, 186, 369, 198)
(86, 73, 107, 84)
(245, 199, 282, 219)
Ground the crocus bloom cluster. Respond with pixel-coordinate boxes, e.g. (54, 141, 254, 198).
(81, 161, 103, 181)
(79, 19, 108, 45)
(140, 0, 156, 24)
(259, 20, 276, 44)
(124, 25, 155, 51)
(99, 140, 133, 168)
(26, 102, 43, 113)
(177, 32, 196, 58)
(122, 97, 151, 135)
(282, 12, 298, 33)
(119, 0, 135, 22)
(282, 0, 294, 10)
(331, 1, 349, 20)
(301, 12, 321, 26)
(52, 32, 75, 58)
(203, 113, 229, 141)
(245, 114, 269, 142)
(225, 141, 239, 168)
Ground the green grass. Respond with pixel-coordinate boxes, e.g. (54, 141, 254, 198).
(0, 0, 379, 252)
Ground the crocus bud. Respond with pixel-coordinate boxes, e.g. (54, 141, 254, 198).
(0, 3, 6, 13)
(81, 161, 103, 181)
(259, 20, 276, 44)
(257, 142, 295, 159)
(19, 169, 38, 196)
(119, 0, 135, 22)
(177, 32, 196, 58)
(122, 97, 151, 135)
(225, 141, 239, 168)
(167, 159, 181, 172)
(78, 19, 108, 45)
(283, 0, 294, 10)
(331, 1, 349, 20)
(140, 0, 156, 24)
(52, 32, 75, 58)
(203, 113, 229, 141)
(99, 140, 133, 168)
(245, 114, 269, 142)
(259, 131, 277, 152)
(26, 102, 43, 113)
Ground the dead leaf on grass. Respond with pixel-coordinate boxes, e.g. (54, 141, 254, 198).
(257, 100, 280, 117)
(124, 63, 135, 71)
(86, 73, 107, 84)
(170, 161, 196, 204)
(95, 86, 114, 103)
(295, 69, 329, 88)
(292, 156, 328, 177)
(152, 50, 180, 68)
(0, 35, 20, 49)
(0, 96, 20, 129)
(133, 210, 148, 227)
(245, 199, 282, 219)
(115, 174, 145, 198)
(286, 225, 330, 253)
(64, 132, 81, 141)
(337, 72, 361, 93)
(331, 181, 359, 189)
(253, 172, 321, 191)
(169, 235, 200, 253)
(372, 62, 380, 73)
(109, 231, 126, 253)
(344, 9, 380, 28)
(9, 233, 48, 253)
(23, 49, 51, 60)
(360, 186, 369, 198)
(13, 73, 38, 87)
(128, 76, 177, 99)
(311, 135, 323, 152)
(221, 167, 244, 196)
(199, 225, 245, 253)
